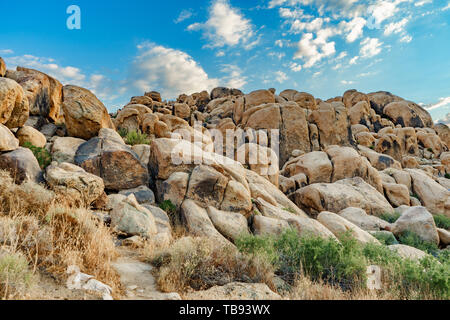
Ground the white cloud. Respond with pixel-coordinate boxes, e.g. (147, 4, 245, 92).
(0, 49, 14, 55)
(130, 43, 219, 99)
(339, 17, 366, 42)
(360, 38, 383, 58)
(290, 62, 302, 72)
(216, 51, 225, 57)
(349, 56, 359, 64)
(221, 64, 247, 88)
(175, 9, 193, 23)
(275, 71, 288, 83)
(442, 2, 450, 10)
(341, 80, 354, 85)
(294, 29, 337, 68)
(384, 18, 409, 35)
(425, 96, 450, 111)
(268, 52, 285, 60)
(415, 0, 432, 6)
(187, 0, 257, 49)
(400, 35, 413, 43)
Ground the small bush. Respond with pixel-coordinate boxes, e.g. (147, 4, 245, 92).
(150, 237, 275, 293)
(434, 214, 450, 230)
(445, 173, 450, 179)
(379, 212, 401, 224)
(397, 231, 440, 256)
(22, 142, 52, 169)
(0, 251, 34, 299)
(119, 129, 150, 145)
(372, 232, 399, 245)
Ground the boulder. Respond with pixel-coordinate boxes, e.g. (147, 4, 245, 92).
(131, 144, 151, 167)
(45, 162, 104, 205)
(284, 151, 332, 184)
(6, 67, 62, 122)
(358, 145, 401, 171)
(0, 77, 29, 128)
(287, 215, 338, 240)
(292, 177, 394, 217)
(75, 136, 149, 191)
(338, 207, 391, 231)
(437, 228, 450, 246)
(142, 204, 173, 246)
(252, 215, 290, 236)
(388, 244, 428, 261)
(383, 101, 424, 128)
(391, 206, 439, 245)
(16, 125, 46, 148)
(110, 194, 158, 237)
(383, 183, 411, 207)
(0, 147, 42, 184)
(186, 165, 229, 208)
(375, 134, 402, 162)
(367, 91, 403, 115)
(406, 169, 450, 216)
(317, 211, 380, 244)
(210, 87, 243, 100)
(343, 90, 369, 109)
(156, 171, 189, 208)
(220, 180, 252, 214)
(180, 199, 231, 245)
(0, 123, 19, 151)
(325, 145, 368, 183)
(51, 137, 86, 163)
(145, 91, 162, 102)
(119, 186, 155, 205)
(62, 85, 115, 139)
(434, 123, 450, 148)
(207, 206, 249, 241)
(0, 57, 5, 77)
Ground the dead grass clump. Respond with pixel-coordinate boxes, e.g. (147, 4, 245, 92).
(0, 170, 120, 297)
(0, 248, 35, 299)
(149, 236, 276, 293)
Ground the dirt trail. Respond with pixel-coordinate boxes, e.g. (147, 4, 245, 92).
(112, 249, 181, 300)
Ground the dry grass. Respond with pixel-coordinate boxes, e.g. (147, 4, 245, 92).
(148, 236, 275, 293)
(0, 170, 120, 299)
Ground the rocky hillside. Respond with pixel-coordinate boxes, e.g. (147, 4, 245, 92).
(0, 56, 449, 300)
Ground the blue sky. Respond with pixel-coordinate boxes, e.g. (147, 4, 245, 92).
(0, 0, 449, 122)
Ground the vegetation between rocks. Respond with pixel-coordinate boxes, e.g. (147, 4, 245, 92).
(22, 142, 52, 169)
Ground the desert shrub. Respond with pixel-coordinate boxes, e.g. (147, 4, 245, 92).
(379, 211, 401, 224)
(434, 214, 450, 230)
(150, 237, 275, 293)
(397, 231, 440, 256)
(0, 250, 34, 299)
(445, 173, 450, 179)
(0, 170, 119, 297)
(22, 142, 52, 169)
(237, 229, 450, 299)
(119, 129, 150, 145)
(371, 232, 399, 245)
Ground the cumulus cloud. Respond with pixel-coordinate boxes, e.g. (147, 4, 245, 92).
(275, 71, 289, 83)
(130, 43, 220, 99)
(340, 17, 366, 42)
(294, 29, 337, 68)
(289, 62, 302, 72)
(187, 0, 257, 49)
(0, 49, 14, 55)
(220, 64, 247, 88)
(360, 37, 383, 58)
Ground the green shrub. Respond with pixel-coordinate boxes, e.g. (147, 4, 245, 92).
(159, 200, 180, 227)
(236, 230, 450, 299)
(372, 232, 399, 245)
(397, 231, 440, 256)
(0, 251, 34, 298)
(123, 130, 150, 146)
(118, 127, 128, 138)
(445, 173, 450, 179)
(22, 142, 52, 169)
(434, 214, 450, 230)
(379, 212, 401, 224)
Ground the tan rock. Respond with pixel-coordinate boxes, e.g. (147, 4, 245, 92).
(288, 215, 338, 240)
(383, 101, 425, 128)
(207, 206, 249, 241)
(0, 123, 19, 151)
(358, 145, 402, 171)
(252, 214, 290, 236)
(391, 206, 439, 244)
(284, 151, 332, 184)
(186, 165, 229, 208)
(185, 282, 281, 300)
(221, 180, 252, 214)
(437, 228, 450, 245)
(343, 90, 369, 108)
(45, 162, 104, 205)
(0, 147, 42, 184)
(375, 134, 402, 161)
(406, 169, 450, 216)
(244, 89, 275, 109)
(317, 211, 380, 244)
(434, 124, 450, 148)
(383, 182, 410, 207)
(356, 132, 375, 147)
(0, 57, 5, 77)
(339, 207, 391, 231)
(16, 126, 46, 148)
(325, 145, 368, 183)
(0, 77, 29, 128)
(62, 85, 115, 139)
(51, 137, 86, 164)
(388, 244, 428, 261)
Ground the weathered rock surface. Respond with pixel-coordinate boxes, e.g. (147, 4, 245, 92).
(338, 207, 391, 231)
(185, 282, 281, 300)
(119, 186, 155, 205)
(388, 244, 428, 261)
(0, 77, 29, 128)
(16, 125, 46, 148)
(0, 123, 19, 151)
(62, 85, 115, 139)
(51, 137, 86, 163)
(75, 136, 149, 191)
(45, 162, 104, 205)
(391, 206, 439, 245)
(207, 206, 249, 241)
(0, 147, 42, 183)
